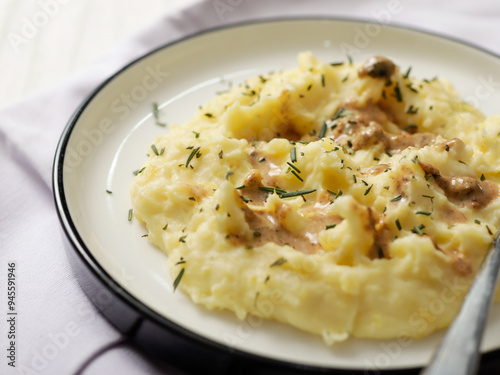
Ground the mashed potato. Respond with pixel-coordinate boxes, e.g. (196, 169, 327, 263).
(130, 52, 500, 344)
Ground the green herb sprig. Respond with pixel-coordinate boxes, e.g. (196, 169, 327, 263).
(173, 268, 185, 292)
(152, 103, 167, 127)
(185, 146, 201, 168)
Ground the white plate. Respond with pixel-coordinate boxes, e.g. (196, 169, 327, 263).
(54, 18, 500, 371)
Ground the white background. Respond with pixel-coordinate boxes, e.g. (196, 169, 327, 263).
(0, 0, 195, 109)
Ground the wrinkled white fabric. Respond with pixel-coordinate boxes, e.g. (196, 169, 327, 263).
(1, 0, 499, 374)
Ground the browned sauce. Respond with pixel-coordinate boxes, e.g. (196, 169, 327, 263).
(248, 150, 281, 187)
(438, 138, 465, 152)
(344, 100, 393, 125)
(449, 253, 473, 276)
(428, 238, 472, 276)
(326, 102, 435, 154)
(347, 121, 434, 153)
(387, 132, 435, 153)
(231, 67, 497, 268)
(188, 184, 208, 201)
(236, 201, 341, 254)
(359, 207, 392, 260)
(372, 222, 393, 260)
(238, 169, 270, 206)
(419, 161, 498, 209)
(365, 164, 390, 176)
(437, 205, 467, 225)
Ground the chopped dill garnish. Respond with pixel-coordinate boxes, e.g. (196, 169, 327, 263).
(128, 209, 133, 222)
(242, 89, 256, 96)
(290, 170, 303, 182)
(416, 211, 431, 216)
(328, 189, 343, 202)
(152, 102, 166, 127)
(406, 84, 418, 93)
(287, 161, 301, 174)
(133, 167, 146, 176)
(343, 144, 355, 155)
(403, 66, 412, 79)
(185, 146, 201, 168)
(406, 105, 418, 114)
(240, 196, 252, 203)
(270, 257, 287, 267)
(258, 186, 288, 195)
(173, 268, 185, 292)
(395, 218, 402, 231)
(331, 107, 346, 121)
(394, 82, 403, 102)
(364, 184, 374, 196)
(290, 147, 297, 163)
(319, 122, 327, 139)
(390, 195, 402, 202)
(151, 144, 159, 156)
(411, 224, 425, 236)
(280, 189, 316, 199)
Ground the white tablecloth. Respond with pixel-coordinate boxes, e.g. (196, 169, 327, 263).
(1, 0, 500, 374)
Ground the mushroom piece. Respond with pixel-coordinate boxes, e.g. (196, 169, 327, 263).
(358, 56, 396, 79)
